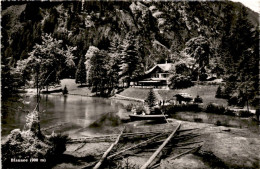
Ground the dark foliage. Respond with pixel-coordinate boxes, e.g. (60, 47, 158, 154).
(125, 103, 134, 112)
(239, 110, 253, 117)
(2, 129, 69, 169)
(62, 85, 68, 95)
(1, 1, 258, 106)
(199, 73, 208, 81)
(163, 104, 202, 114)
(75, 56, 87, 85)
(215, 86, 222, 98)
(205, 103, 236, 116)
(169, 75, 194, 89)
(48, 133, 69, 156)
(145, 89, 157, 108)
(194, 95, 203, 103)
(205, 103, 226, 114)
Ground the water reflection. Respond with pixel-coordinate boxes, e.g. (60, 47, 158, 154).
(172, 111, 259, 133)
(2, 94, 258, 137)
(2, 95, 132, 136)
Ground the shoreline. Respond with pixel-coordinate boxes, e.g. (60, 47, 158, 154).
(60, 119, 260, 169)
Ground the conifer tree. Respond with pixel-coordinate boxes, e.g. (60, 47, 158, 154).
(184, 36, 212, 80)
(75, 56, 87, 85)
(119, 33, 141, 87)
(145, 89, 157, 109)
(215, 86, 222, 98)
(63, 85, 68, 95)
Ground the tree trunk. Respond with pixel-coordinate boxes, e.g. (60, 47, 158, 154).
(141, 123, 181, 169)
(93, 127, 125, 169)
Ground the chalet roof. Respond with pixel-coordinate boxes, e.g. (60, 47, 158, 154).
(174, 93, 193, 99)
(145, 63, 174, 74)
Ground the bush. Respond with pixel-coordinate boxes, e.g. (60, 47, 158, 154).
(48, 133, 69, 156)
(2, 129, 69, 169)
(215, 86, 222, 98)
(239, 110, 253, 117)
(205, 103, 226, 114)
(216, 120, 222, 126)
(199, 73, 208, 81)
(131, 105, 146, 115)
(163, 104, 202, 115)
(228, 96, 238, 106)
(125, 104, 134, 112)
(225, 109, 236, 116)
(205, 103, 236, 116)
(194, 95, 203, 103)
(194, 118, 203, 123)
(168, 75, 194, 89)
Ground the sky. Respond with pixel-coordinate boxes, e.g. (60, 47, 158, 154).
(231, 0, 259, 13)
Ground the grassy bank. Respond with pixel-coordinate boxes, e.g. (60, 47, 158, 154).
(118, 88, 150, 100)
(60, 79, 92, 96)
(118, 85, 228, 106)
(157, 85, 227, 106)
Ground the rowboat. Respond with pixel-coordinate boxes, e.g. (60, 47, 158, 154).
(129, 114, 168, 121)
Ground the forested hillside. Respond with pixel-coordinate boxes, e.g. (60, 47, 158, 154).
(1, 1, 259, 106)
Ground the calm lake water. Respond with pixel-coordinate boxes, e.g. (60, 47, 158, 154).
(1, 94, 134, 137)
(172, 111, 259, 133)
(2, 94, 259, 137)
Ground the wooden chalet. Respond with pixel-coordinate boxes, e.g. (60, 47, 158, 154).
(131, 63, 174, 88)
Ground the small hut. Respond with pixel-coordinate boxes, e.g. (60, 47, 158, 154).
(174, 93, 193, 104)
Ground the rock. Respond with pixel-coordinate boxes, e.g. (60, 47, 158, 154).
(160, 154, 208, 169)
(201, 133, 260, 168)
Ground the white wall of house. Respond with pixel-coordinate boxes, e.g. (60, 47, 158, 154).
(152, 73, 169, 79)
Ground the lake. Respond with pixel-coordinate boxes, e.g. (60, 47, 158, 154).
(2, 94, 259, 138)
(1, 94, 135, 137)
(171, 111, 259, 133)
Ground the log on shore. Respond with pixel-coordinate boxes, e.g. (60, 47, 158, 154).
(140, 123, 181, 169)
(175, 141, 204, 147)
(68, 130, 172, 144)
(93, 126, 125, 169)
(150, 145, 202, 169)
(168, 145, 202, 161)
(107, 132, 168, 160)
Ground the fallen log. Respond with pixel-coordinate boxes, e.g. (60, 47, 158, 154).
(168, 145, 202, 161)
(176, 147, 199, 149)
(74, 142, 87, 152)
(69, 130, 172, 144)
(93, 126, 125, 169)
(107, 132, 167, 160)
(177, 128, 200, 132)
(173, 134, 201, 140)
(175, 141, 204, 147)
(150, 145, 203, 169)
(140, 123, 181, 169)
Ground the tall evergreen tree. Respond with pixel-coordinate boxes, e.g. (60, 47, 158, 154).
(75, 56, 87, 85)
(221, 6, 259, 107)
(215, 86, 222, 98)
(88, 50, 110, 95)
(119, 33, 141, 87)
(145, 88, 157, 109)
(184, 36, 212, 80)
